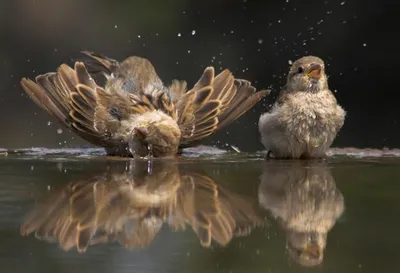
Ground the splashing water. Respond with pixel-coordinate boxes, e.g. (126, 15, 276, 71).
(147, 160, 153, 174)
(147, 144, 153, 158)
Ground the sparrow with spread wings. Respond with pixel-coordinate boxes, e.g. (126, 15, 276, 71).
(20, 161, 263, 252)
(21, 52, 270, 157)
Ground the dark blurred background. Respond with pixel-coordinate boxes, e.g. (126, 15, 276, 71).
(0, 0, 396, 152)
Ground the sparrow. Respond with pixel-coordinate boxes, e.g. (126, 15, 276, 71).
(258, 56, 346, 159)
(21, 52, 270, 158)
(20, 160, 263, 252)
(258, 161, 344, 267)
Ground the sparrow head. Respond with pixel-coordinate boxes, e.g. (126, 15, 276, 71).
(286, 56, 328, 93)
(129, 111, 181, 157)
(286, 230, 326, 267)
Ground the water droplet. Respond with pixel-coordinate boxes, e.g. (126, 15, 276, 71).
(137, 35, 141, 38)
(147, 160, 152, 173)
(288, 60, 293, 65)
(191, 30, 196, 35)
(258, 39, 264, 44)
(147, 144, 153, 157)
(363, 43, 367, 47)
(114, 25, 118, 29)
(177, 33, 181, 37)
(340, 1, 346, 5)
(57, 128, 63, 134)
(47, 121, 52, 126)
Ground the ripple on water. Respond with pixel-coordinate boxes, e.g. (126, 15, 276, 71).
(1, 146, 400, 161)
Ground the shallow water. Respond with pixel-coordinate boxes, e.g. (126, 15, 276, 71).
(0, 148, 399, 273)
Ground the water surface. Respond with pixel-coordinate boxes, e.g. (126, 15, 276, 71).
(0, 148, 399, 273)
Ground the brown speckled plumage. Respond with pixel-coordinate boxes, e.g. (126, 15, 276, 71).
(258, 161, 344, 267)
(258, 56, 346, 159)
(20, 161, 263, 252)
(21, 51, 270, 157)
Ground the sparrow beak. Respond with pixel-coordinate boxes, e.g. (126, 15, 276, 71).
(306, 64, 322, 79)
(134, 127, 149, 139)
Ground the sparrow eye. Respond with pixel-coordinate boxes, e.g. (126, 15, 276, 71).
(297, 67, 304, 73)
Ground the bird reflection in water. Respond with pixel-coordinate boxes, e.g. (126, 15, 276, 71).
(21, 160, 263, 252)
(258, 161, 344, 267)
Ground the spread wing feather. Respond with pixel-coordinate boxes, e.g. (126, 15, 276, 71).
(175, 67, 271, 148)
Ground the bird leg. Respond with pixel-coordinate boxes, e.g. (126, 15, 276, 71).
(265, 150, 275, 160)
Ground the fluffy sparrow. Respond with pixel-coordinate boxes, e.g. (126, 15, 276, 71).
(258, 161, 344, 266)
(258, 56, 345, 159)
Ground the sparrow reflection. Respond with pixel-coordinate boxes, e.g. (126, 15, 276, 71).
(21, 161, 263, 252)
(258, 161, 344, 267)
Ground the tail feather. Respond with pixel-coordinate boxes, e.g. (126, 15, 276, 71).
(80, 51, 119, 75)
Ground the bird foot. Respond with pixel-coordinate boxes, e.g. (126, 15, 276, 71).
(264, 150, 275, 160)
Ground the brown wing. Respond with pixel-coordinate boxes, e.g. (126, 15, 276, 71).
(21, 61, 175, 149)
(216, 186, 264, 236)
(217, 79, 271, 128)
(20, 175, 152, 252)
(21, 62, 114, 147)
(169, 172, 263, 247)
(176, 67, 271, 148)
(20, 161, 183, 252)
(20, 177, 106, 253)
